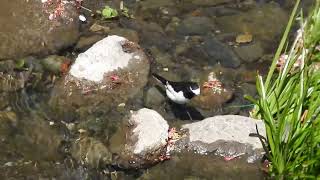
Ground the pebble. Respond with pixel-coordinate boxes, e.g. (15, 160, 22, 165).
(4, 162, 15, 167)
(118, 103, 126, 107)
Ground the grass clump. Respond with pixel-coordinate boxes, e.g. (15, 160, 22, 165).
(247, 0, 320, 178)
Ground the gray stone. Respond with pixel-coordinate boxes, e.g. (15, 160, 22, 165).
(144, 87, 166, 108)
(140, 22, 172, 50)
(140, 0, 175, 10)
(41, 55, 70, 74)
(0, 72, 27, 92)
(177, 16, 214, 36)
(203, 6, 240, 17)
(150, 47, 175, 67)
(177, 115, 266, 161)
(234, 42, 264, 63)
(75, 35, 105, 51)
(0, 112, 64, 162)
(191, 0, 234, 6)
(0, 60, 15, 72)
(109, 28, 140, 43)
(71, 137, 112, 168)
(0, 0, 79, 60)
(202, 37, 241, 68)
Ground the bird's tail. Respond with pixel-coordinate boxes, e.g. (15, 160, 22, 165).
(152, 73, 167, 85)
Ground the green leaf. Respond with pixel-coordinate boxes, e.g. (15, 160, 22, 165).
(15, 58, 25, 69)
(101, 6, 118, 19)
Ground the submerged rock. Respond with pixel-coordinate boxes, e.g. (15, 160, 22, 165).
(0, 71, 30, 92)
(191, 0, 234, 6)
(144, 87, 166, 108)
(0, 0, 79, 60)
(175, 115, 266, 162)
(74, 34, 105, 51)
(49, 35, 150, 121)
(202, 37, 241, 68)
(109, 28, 140, 43)
(140, 0, 175, 10)
(234, 42, 264, 63)
(216, 2, 288, 46)
(71, 137, 112, 168)
(41, 55, 71, 74)
(176, 16, 215, 36)
(0, 112, 64, 162)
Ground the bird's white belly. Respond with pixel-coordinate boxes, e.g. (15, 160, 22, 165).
(166, 89, 189, 104)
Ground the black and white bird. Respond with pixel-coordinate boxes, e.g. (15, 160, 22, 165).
(152, 73, 200, 104)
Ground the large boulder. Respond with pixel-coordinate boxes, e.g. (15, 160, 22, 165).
(110, 108, 169, 169)
(49, 35, 150, 122)
(0, 0, 80, 60)
(175, 115, 266, 162)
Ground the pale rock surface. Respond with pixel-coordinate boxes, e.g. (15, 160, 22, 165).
(70, 35, 140, 82)
(173, 115, 266, 162)
(129, 108, 169, 154)
(183, 115, 265, 150)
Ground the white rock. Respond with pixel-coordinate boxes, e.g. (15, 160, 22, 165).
(78, 14, 87, 22)
(129, 108, 169, 154)
(182, 115, 265, 150)
(69, 35, 137, 82)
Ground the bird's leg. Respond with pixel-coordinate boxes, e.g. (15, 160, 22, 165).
(186, 110, 193, 121)
(183, 104, 193, 120)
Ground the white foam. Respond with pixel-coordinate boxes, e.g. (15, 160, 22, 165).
(70, 35, 134, 82)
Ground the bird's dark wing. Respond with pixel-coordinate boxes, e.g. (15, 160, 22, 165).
(183, 90, 196, 99)
(152, 73, 167, 85)
(169, 82, 195, 92)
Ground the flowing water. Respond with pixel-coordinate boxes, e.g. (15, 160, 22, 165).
(0, 0, 313, 179)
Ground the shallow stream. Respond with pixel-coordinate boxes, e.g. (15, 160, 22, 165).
(0, 0, 313, 179)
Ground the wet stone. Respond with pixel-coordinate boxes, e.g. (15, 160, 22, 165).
(234, 42, 264, 63)
(202, 37, 241, 68)
(191, 0, 234, 6)
(41, 55, 71, 75)
(140, 0, 175, 10)
(140, 22, 172, 50)
(144, 87, 166, 108)
(139, 152, 264, 179)
(0, 72, 27, 92)
(0, 0, 79, 60)
(49, 35, 150, 122)
(71, 137, 112, 168)
(176, 16, 215, 36)
(149, 47, 175, 67)
(75, 34, 105, 51)
(0, 60, 15, 72)
(202, 6, 240, 17)
(109, 28, 140, 43)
